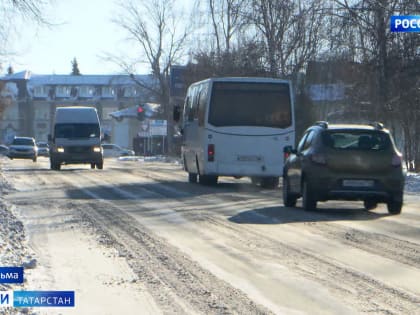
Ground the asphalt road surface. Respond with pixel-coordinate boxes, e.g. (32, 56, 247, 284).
(1, 156, 419, 315)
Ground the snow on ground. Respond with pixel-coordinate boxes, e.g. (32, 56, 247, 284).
(0, 172, 36, 314)
(0, 157, 418, 314)
(405, 172, 420, 194)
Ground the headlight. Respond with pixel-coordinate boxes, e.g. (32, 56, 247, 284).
(57, 147, 65, 153)
(93, 147, 101, 153)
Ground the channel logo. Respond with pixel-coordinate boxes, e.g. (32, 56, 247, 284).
(391, 16, 420, 32)
(0, 267, 24, 284)
(0, 291, 75, 307)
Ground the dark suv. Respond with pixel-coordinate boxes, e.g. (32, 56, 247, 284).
(283, 122, 405, 214)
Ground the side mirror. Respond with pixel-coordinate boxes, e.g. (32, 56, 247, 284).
(173, 105, 181, 122)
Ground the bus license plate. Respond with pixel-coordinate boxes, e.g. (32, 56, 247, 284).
(237, 155, 261, 162)
(342, 180, 374, 188)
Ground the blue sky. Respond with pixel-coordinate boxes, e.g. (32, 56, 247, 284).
(7, 0, 141, 75)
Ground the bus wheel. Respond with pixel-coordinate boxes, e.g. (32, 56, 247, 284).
(188, 173, 197, 183)
(199, 175, 218, 185)
(260, 177, 279, 189)
(250, 177, 261, 185)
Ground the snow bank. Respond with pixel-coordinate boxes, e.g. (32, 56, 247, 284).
(405, 172, 420, 194)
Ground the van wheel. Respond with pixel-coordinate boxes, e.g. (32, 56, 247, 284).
(188, 173, 197, 183)
(260, 177, 279, 189)
(51, 163, 60, 171)
(283, 175, 297, 207)
(97, 162, 103, 170)
(363, 200, 377, 211)
(91, 163, 95, 169)
(302, 180, 317, 211)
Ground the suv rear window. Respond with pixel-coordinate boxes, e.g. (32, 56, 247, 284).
(322, 130, 391, 151)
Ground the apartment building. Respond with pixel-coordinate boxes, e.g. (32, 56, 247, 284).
(0, 71, 156, 144)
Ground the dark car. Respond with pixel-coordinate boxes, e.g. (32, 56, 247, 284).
(7, 137, 38, 162)
(36, 141, 50, 157)
(282, 122, 405, 214)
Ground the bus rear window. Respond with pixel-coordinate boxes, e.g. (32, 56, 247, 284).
(208, 82, 292, 128)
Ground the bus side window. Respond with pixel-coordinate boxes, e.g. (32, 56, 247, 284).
(188, 87, 198, 122)
(189, 86, 200, 122)
(197, 86, 207, 126)
(184, 96, 191, 122)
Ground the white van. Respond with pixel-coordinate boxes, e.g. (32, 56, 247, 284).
(49, 106, 103, 170)
(176, 77, 295, 187)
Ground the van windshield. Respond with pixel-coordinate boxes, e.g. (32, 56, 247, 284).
(208, 82, 292, 128)
(55, 123, 100, 138)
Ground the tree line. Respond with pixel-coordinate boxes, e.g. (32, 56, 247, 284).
(113, 0, 418, 169)
(1, 0, 419, 170)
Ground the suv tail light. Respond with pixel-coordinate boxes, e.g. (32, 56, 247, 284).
(391, 153, 402, 167)
(310, 153, 326, 165)
(208, 144, 215, 162)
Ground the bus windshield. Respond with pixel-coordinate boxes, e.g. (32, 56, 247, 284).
(55, 123, 100, 139)
(208, 82, 292, 128)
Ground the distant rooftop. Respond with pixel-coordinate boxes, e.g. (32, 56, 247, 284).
(1, 70, 155, 86)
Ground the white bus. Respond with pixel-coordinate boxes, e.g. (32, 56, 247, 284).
(176, 77, 295, 187)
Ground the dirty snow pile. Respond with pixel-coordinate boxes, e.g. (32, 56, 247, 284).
(0, 173, 36, 286)
(405, 172, 420, 194)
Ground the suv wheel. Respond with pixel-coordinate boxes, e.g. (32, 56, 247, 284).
(302, 180, 317, 211)
(387, 194, 402, 215)
(283, 175, 297, 207)
(51, 163, 60, 171)
(188, 173, 197, 183)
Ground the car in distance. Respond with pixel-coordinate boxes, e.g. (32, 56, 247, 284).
(7, 137, 38, 162)
(36, 141, 50, 157)
(282, 122, 405, 214)
(102, 144, 135, 158)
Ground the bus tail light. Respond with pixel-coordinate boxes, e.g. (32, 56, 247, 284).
(208, 144, 215, 162)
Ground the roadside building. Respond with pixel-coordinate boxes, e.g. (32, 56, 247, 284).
(0, 71, 156, 149)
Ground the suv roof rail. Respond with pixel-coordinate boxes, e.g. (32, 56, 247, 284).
(314, 121, 328, 129)
(369, 122, 384, 130)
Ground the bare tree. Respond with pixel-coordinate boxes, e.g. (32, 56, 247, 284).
(113, 0, 189, 103)
(208, 0, 248, 56)
(112, 0, 191, 154)
(1, 0, 51, 64)
(330, 0, 420, 170)
(1, 0, 52, 121)
(249, 0, 326, 78)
